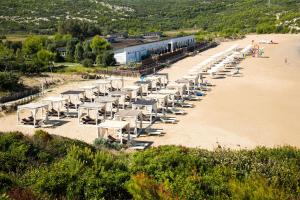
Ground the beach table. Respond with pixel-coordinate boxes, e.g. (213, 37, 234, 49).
(17, 103, 49, 128)
(98, 120, 130, 144)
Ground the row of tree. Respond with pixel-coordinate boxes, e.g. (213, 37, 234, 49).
(0, 34, 116, 75)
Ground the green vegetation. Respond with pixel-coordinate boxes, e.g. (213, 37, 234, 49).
(1, 131, 300, 199)
(0, 0, 299, 35)
(0, 34, 115, 92)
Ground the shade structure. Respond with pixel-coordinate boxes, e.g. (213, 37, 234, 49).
(114, 110, 143, 136)
(135, 80, 151, 96)
(153, 73, 169, 87)
(166, 82, 187, 97)
(145, 93, 168, 114)
(145, 75, 161, 91)
(95, 79, 112, 95)
(94, 96, 119, 118)
(107, 77, 124, 90)
(109, 91, 128, 109)
(123, 85, 141, 101)
(132, 99, 157, 124)
(42, 96, 68, 118)
(17, 103, 49, 127)
(78, 102, 106, 125)
(97, 120, 130, 144)
(61, 90, 84, 108)
(80, 85, 98, 101)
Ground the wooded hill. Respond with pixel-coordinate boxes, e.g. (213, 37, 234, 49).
(0, 0, 299, 35)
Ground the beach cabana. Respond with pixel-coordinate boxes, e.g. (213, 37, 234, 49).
(145, 93, 168, 114)
(155, 89, 178, 107)
(166, 82, 187, 98)
(123, 85, 141, 101)
(17, 103, 49, 127)
(98, 120, 130, 144)
(132, 99, 157, 124)
(94, 96, 119, 118)
(80, 85, 98, 102)
(134, 80, 151, 96)
(109, 91, 127, 109)
(42, 96, 68, 118)
(114, 110, 143, 136)
(95, 79, 112, 96)
(107, 77, 124, 91)
(61, 90, 84, 109)
(145, 75, 161, 91)
(154, 73, 169, 87)
(78, 102, 106, 125)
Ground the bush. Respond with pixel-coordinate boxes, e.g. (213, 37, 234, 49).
(1, 132, 300, 199)
(81, 58, 94, 67)
(0, 72, 21, 91)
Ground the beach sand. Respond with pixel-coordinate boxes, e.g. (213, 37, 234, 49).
(1, 34, 300, 149)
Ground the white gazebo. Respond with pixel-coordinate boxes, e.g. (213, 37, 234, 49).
(78, 102, 106, 125)
(123, 85, 142, 102)
(107, 77, 124, 91)
(155, 89, 179, 107)
(17, 103, 49, 128)
(145, 93, 168, 114)
(95, 79, 112, 96)
(114, 110, 143, 136)
(42, 96, 68, 118)
(109, 91, 127, 109)
(80, 85, 99, 102)
(60, 90, 84, 110)
(132, 99, 157, 124)
(145, 75, 161, 91)
(94, 96, 119, 118)
(135, 80, 151, 96)
(97, 120, 130, 144)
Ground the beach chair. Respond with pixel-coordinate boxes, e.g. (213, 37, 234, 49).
(144, 127, 164, 136)
(168, 107, 186, 115)
(159, 116, 178, 124)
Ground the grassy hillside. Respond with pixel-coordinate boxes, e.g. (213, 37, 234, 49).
(0, 0, 299, 35)
(1, 131, 300, 199)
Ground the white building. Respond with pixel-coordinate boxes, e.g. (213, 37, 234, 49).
(114, 35, 195, 65)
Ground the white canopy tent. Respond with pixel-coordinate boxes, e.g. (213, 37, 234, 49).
(42, 96, 68, 118)
(17, 103, 49, 127)
(78, 102, 106, 125)
(132, 99, 158, 124)
(114, 110, 143, 136)
(60, 90, 84, 110)
(95, 79, 112, 96)
(107, 77, 124, 90)
(94, 96, 119, 118)
(97, 120, 130, 144)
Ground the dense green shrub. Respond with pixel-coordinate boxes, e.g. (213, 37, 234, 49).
(81, 58, 94, 67)
(0, 72, 21, 91)
(0, 132, 300, 199)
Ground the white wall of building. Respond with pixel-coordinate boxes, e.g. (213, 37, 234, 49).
(114, 35, 195, 65)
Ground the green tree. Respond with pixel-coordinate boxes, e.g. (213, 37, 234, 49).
(74, 43, 84, 63)
(22, 36, 46, 57)
(90, 35, 110, 55)
(96, 51, 116, 67)
(37, 49, 54, 65)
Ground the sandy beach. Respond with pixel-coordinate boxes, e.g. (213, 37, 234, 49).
(1, 34, 300, 149)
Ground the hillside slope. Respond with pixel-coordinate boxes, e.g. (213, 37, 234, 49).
(0, 0, 299, 34)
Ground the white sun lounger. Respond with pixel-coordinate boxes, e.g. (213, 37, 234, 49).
(168, 107, 186, 115)
(160, 116, 178, 124)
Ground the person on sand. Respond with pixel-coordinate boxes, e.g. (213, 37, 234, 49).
(285, 58, 288, 64)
